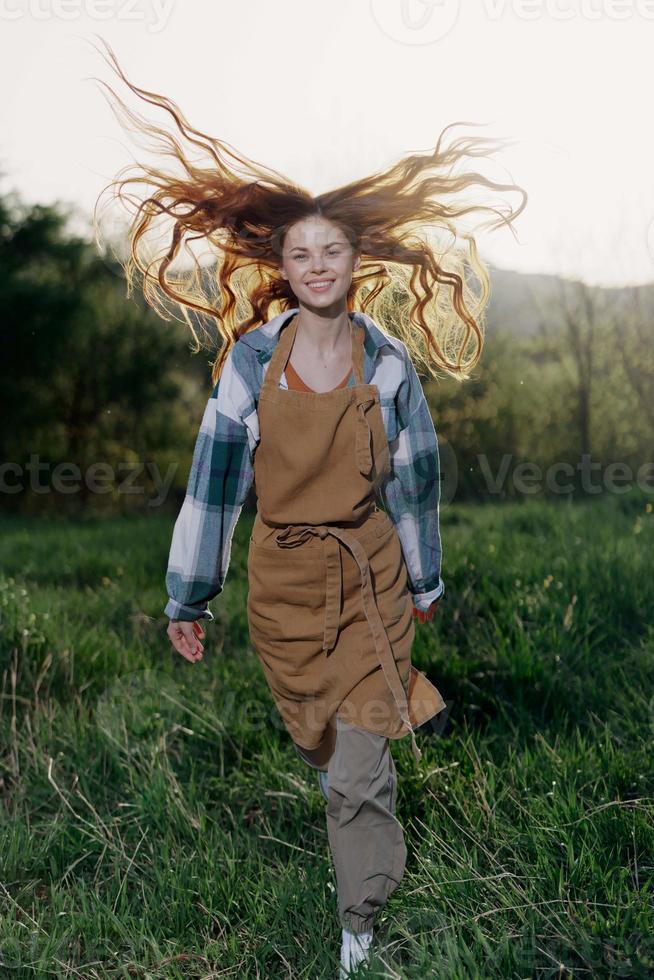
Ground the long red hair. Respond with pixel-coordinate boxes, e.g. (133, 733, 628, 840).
(91, 37, 527, 387)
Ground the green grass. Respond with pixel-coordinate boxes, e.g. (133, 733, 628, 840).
(1, 496, 653, 978)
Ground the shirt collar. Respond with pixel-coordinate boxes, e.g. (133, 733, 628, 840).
(238, 308, 396, 363)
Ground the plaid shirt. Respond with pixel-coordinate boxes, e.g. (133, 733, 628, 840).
(164, 308, 445, 621)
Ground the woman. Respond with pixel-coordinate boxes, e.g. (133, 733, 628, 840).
(93, 38, 526, 977)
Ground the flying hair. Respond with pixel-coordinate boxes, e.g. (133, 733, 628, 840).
(91, 36, 527, 386)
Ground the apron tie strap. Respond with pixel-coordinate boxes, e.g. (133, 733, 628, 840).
(275, 523, 422, 762)
(275, 526, 342, 652)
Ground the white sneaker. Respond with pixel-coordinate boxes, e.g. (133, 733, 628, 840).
(339, 926, 373, 978)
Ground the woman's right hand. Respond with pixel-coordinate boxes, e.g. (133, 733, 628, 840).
(167, 618, 205, 663)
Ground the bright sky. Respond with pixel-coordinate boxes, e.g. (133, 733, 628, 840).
(1, 0, 652, 287)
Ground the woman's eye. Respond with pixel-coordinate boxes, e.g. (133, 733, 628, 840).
(293, 250, 341, 259)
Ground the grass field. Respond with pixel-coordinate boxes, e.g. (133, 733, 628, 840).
(1, 495, 653, 978)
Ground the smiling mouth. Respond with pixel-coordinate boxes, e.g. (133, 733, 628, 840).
(306, 280, 334, 290)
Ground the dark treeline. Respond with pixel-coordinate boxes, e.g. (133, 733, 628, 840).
(1, 189, 652, 515)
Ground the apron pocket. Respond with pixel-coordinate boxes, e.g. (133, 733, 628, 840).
(247, 543, 327, 642)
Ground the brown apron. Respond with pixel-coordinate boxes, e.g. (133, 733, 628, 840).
(246, 312, 446, 764)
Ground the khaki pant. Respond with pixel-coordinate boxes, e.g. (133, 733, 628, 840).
(294, 714, 407, 933)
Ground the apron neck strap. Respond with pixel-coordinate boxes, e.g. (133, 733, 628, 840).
(351, 316, 366, 385)
(263, 312, 366, 389)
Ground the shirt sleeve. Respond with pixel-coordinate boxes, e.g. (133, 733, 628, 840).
(379, 341, 445, 611)
(164, 345, 255, 622)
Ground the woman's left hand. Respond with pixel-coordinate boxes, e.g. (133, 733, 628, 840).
(412, 599, 440, 623)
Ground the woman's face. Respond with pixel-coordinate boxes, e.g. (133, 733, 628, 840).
(279, 215, 360, 312)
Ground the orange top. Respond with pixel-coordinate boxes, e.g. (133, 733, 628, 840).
(285, 359, 352, 392)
